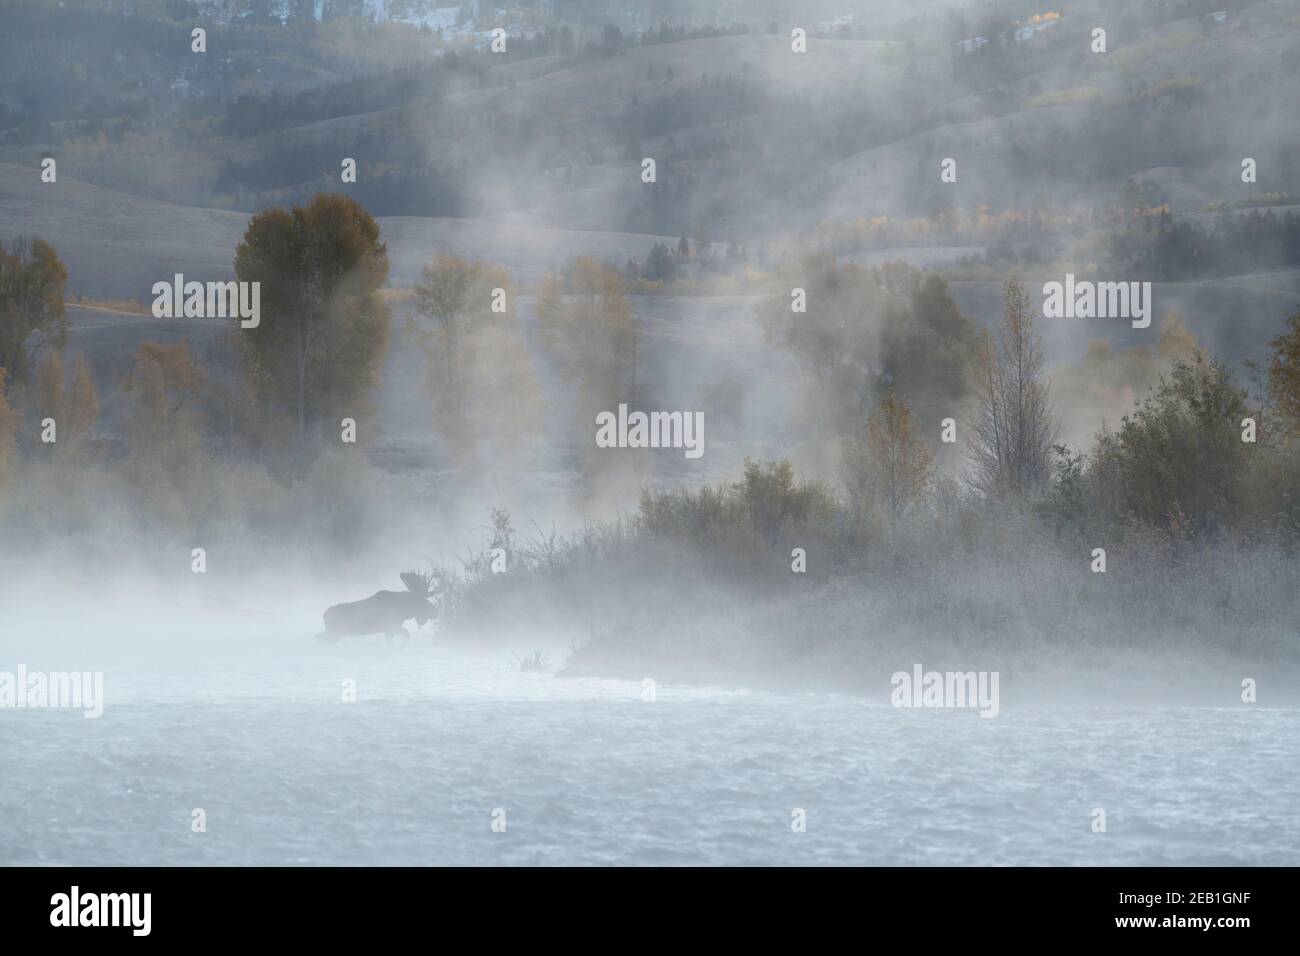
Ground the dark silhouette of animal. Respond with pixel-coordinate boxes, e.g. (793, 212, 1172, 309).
(318, 571, 437, 644)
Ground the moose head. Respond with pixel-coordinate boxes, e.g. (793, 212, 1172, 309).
(398, 570, 438, 626)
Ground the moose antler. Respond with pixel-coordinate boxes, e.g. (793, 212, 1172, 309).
(399, 569, 435, 595)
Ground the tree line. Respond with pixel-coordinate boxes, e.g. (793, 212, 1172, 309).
(4, 193, 1299, 551)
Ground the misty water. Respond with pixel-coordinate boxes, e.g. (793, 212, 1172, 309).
(3, 643, 1296, 866)
(4, 0, 1300, 873)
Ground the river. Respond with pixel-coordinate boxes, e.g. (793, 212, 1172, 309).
(2, 646, 1295, 866)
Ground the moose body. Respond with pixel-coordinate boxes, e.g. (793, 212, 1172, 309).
(318, 572, 436, 643)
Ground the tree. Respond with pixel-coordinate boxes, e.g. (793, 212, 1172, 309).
(120, 342, 207, 457)
(116, 342, 211, 518)
(406, 256, 544, 479)
(34, 349, 99, 452)
(1121, 178, 1144, 223)
(535, 272, 565, 357)
(0, 369, 17, 487)
(843, 391, 935, 524)
(1267, 308, 1300, 436)
(410, 253, 478, 443)
(967, 277, 1056, 497)
(758, 254, 879, 408)
(0, 237, 68, 390)
(725, 241, 743, 270)
(234, 194, 390, 441)
(1099, 353, 1252, 533)
(540, 258, 638, 405)
(536, 258, 641, 494)
(879, 271, 981, 435)
(646, 241, 675, 281)
(760, 256, 978, 442)
(969, 329, 1006, 491)
(738, 458, 834, 545)
(558, 25, 575, 56)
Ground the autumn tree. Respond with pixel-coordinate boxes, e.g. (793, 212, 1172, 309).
(234, 193, 390, 442)
(33, 349, 99, 452)
(1267, 308, 1300, 437)
(120, 342, 208, 457)
(112, 341, 213, 521)
(843, 391, 936, 524)
(0, 237, 68, 390)
(196, 329, 253, 444)
(1049, 312, 1200, 448)
(406, 255, 544, 480)
(967, 277, 1057, 497)
(0, 369, 17, 486)
(534, 271, 565, 357)
(535, 258, 642, 498)
(538, 257, 638, 408)
(409, 254, 481, 453)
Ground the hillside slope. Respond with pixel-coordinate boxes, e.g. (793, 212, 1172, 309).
(0, 162, 679, 297)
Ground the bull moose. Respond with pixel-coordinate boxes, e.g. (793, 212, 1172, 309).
(317, 571, 438, 644)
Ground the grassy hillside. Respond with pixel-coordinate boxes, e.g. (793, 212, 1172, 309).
(7, 0, 1298, 240)
(0, 162, 680, 297)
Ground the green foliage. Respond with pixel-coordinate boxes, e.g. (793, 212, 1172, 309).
(645, 242, 676, 281)
(1103, 353, 1252, 534)
(881, 272, 981, 431)
(635, 460, 828, 552)
(427, 459, 851, 650)
(1044, 354, 1274, 538)
(630, 458, 843, 582)
(737, 458, 836, 545)
(759, 256, 979, 438)
(1098, 208, 1300, 281)
(1036, 444, 1090, 535)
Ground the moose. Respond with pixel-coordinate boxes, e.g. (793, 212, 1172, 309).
(317, 571, 438, 644)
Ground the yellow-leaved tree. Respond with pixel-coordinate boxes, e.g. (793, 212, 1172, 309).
(0, 368, 17, 487)
(34, 349, 100, 454)
(406, 255, 545, 487)
(843, 391, 935, 526)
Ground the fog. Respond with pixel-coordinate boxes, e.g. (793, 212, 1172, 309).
(1, 0, 1299, 866)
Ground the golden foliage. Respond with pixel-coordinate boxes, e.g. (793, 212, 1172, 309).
(34, 349, 99, 449)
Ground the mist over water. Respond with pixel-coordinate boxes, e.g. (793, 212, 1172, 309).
(2, 0, 1300, 868)
(4, 554, 1297, 865)
(6, 630, 1298, 865)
